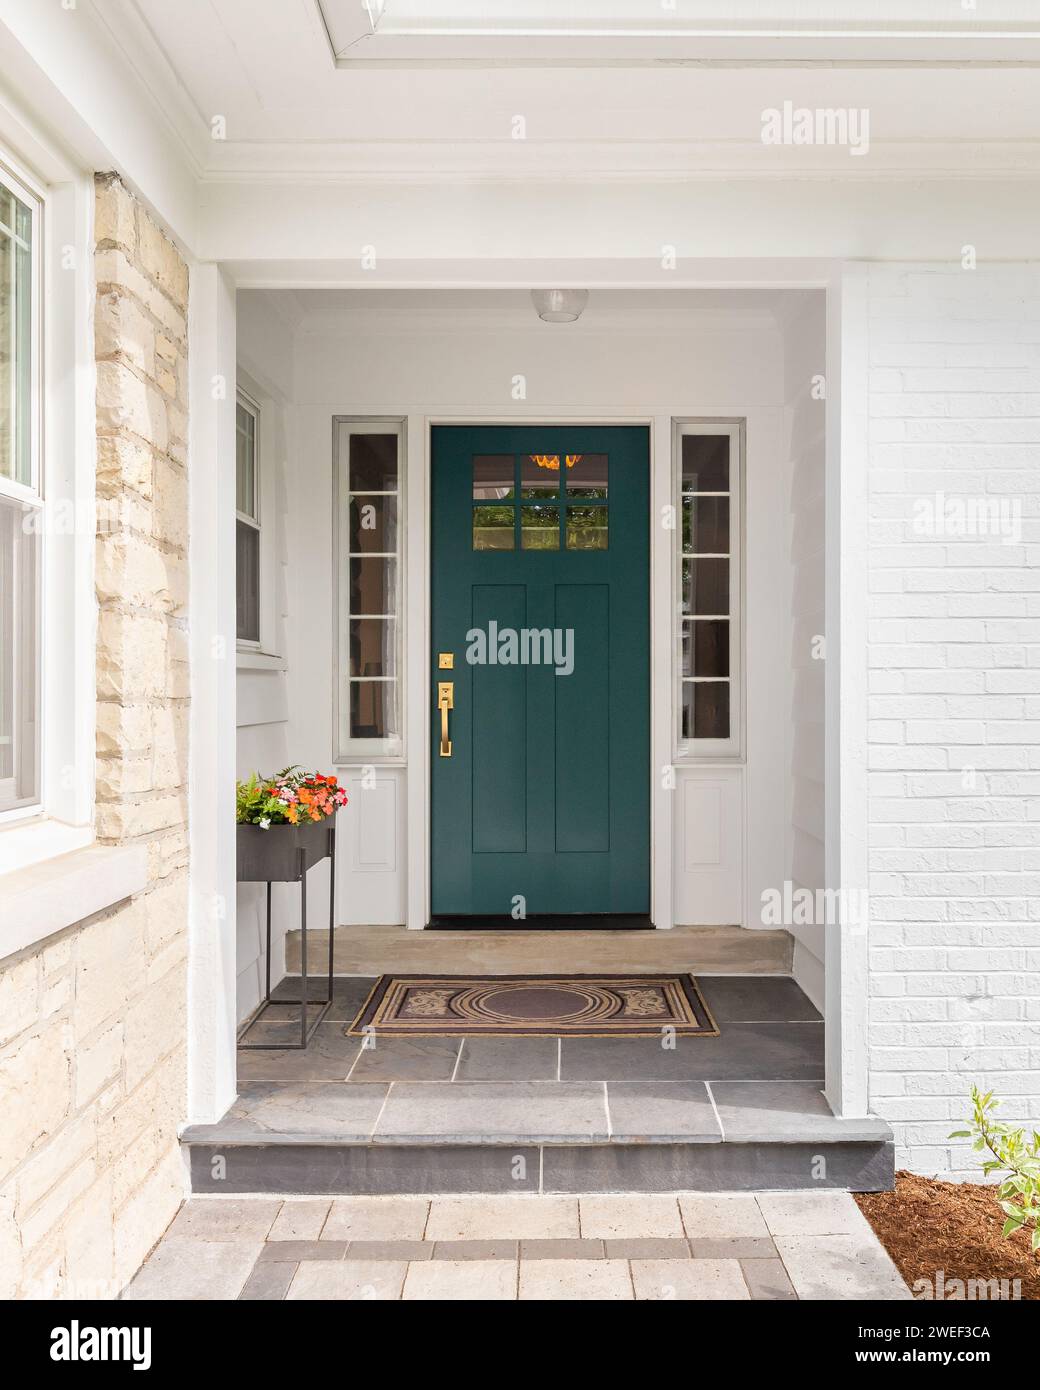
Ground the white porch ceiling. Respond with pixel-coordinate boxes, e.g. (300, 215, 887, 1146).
(91, 0, 1040, 180)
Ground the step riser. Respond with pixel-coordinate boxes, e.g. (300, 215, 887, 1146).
(186, 1140, 893, 1196)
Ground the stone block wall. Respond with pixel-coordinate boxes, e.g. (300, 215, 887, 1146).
(0, 174, 189, 1297)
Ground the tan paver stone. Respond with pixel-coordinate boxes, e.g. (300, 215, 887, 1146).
(578, 1195, 683, 1240)
(631, 1257, 751, 1301)
(267, 1200, 331, 1241)
(425, 1195, 579, 1241)
(403, 1259, 517, 1301)
(757, 1192, 872, 1238)
(287, 1259, 407, 1300)
(122, 1240, 262, 1300)
(775, 1234, 912, 1301)
(321, 1197, 429, 1241)
(678, 1194, 770, 1238)
(164, 1199, 280, 1243)
(519, 1259, 633, 1301)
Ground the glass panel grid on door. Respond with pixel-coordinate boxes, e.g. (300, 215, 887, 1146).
(680, 429, 735, 743)
(335, 420, 404, 757)
(472, 452, 608, 553)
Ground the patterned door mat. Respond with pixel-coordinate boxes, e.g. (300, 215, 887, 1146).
(347, 974, 718, 1037)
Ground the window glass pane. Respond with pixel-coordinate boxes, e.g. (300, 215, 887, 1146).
(0, 183, 32, 487)
(349, 495, 397, 553)
(682, 497, 729, 553)
(566, 453, 608, 498)
(566, 505, 608, 550)
(350, 680, 398, 740)
(349, 433, 398, 491)
(349, 617, 396, 678)
(236, 519, 260, 642)
(682, 681, 730, 740)
(473, 505, 514, 550)
(521, 504, 559, 550)
(682, 434, 729, 493)
(682, 619, 729, 678)
(0, 499, 38, 808)
(235, 402, 256, 517)
(682, 557, 729, 615)
(349, 556, 397, 614)
(521, 453, 561, 499)
(473, 455, 514, 500)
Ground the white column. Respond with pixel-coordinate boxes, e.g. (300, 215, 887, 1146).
(187, 264, 238, 1123)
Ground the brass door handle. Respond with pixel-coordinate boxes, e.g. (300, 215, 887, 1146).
(437, 681, 454, 757)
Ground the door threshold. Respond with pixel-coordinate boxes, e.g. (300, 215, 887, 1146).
(426, 914, 654, 932)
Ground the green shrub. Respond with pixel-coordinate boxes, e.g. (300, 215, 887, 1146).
(951, 1086, 1040, 1251)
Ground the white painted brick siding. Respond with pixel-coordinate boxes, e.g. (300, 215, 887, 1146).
(866, 264, 1040, 1178)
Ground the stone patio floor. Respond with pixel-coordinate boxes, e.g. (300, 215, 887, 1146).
(123, 1192, 912, 1301)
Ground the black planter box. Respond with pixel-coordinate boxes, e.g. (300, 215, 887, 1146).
(236, 819, 332, 883)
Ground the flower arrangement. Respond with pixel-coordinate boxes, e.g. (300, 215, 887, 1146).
(236, 766, 348, 830)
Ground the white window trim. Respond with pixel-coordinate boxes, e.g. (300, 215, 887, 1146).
(333, 416, 405, 762)
(673, 418, 744, 761)
(235, 385, 262, 651)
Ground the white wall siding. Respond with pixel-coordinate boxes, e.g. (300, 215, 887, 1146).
(865, 264, 1040, 1175)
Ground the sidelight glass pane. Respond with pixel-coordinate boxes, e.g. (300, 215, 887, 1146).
(349, 617, 396, 678)
(682, 496, 729, 553)
(566, 505, 608, 550)
(350, 556, 397, 614)
(349, 433, 398, 491)
(349, 494, 397, 553)
(473, 455, 514, 500)
(566, 453, 608, 498)
(682, 433, 729, 493)
(521, 504, 559, 550)
(521, 453, 561, 499)
(682, 557, 729, 616)
(0, 497, 39, 809)
(0, 183, 32, 487)
(350, 679, 398, 740)
(682, 619, 729, 678)
(473, 505, 514, 550)
(235, 519, 260, 642)
(682, 681, 730, 740)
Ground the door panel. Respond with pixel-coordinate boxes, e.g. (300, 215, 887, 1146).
(431, 425, 649, 920)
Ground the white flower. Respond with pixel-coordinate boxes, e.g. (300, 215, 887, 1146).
(259, 817, 271, 829)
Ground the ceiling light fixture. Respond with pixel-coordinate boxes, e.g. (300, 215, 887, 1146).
(531, 289, 588, 323)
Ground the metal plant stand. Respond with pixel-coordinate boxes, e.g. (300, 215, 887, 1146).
(238, 822, 336, 1050)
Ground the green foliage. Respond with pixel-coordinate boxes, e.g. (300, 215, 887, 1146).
(951, 1085, 1040, 1252)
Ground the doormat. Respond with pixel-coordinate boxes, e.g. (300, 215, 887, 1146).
(347, 974, 718, 1037)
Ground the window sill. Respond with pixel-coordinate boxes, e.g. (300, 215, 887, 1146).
(237, 649, 286, 672)
(0, 842, 148, 965)
(0, 816, 93, 875)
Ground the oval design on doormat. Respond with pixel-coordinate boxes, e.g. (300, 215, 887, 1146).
(347, 974, 718, 1037)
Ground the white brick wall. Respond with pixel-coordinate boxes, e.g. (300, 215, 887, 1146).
(865, 264, 1040, 1176)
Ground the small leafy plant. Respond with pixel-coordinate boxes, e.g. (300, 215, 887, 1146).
(236, 766, 348, 830)
(951, 1085, 1040, 1252)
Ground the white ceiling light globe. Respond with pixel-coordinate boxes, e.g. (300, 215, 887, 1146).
(531, 289, 589, 323)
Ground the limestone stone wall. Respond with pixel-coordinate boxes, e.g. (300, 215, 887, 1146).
(0, 174, 189, 1298)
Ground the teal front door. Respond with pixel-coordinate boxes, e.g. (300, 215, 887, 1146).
(430, 425, 650, 921)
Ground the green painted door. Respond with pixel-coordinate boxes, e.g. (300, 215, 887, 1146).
(430, 425, 650, 919)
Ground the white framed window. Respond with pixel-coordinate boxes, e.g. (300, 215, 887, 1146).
(675, 420, 743, 759)
(235, 389, 261, 646)
(333, 417, 404, 760)
(0, 160, 41, 817)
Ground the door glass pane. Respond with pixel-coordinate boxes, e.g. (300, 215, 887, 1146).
(473, 505, 514, 550)
(0, 498, 38, 808)
(236, 520, 260, 641)
(566, 453, 608, 498)
(349, 494, 397, 553)
(349, 617, 396, 677)
(0, 183, 32, 487)
(473, 455, 514, 500)
(235, 402, 256, 517)
(521, 504, 559, 550)
(350, 680, 398, 739)
(682, 496, 729, 553)
(682, 557, 729, 615)
(566, 505, 608, 550)
(682, 681, 730, 740)
(682, 434, 729, 492)
(350, 556, 397, 614)
(521, 453, 561, 499)
(349, 433, 398, 491)
(682, 619, 729, 677)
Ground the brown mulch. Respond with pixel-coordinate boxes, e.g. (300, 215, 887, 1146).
(855, 1171, 1040, 1300)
